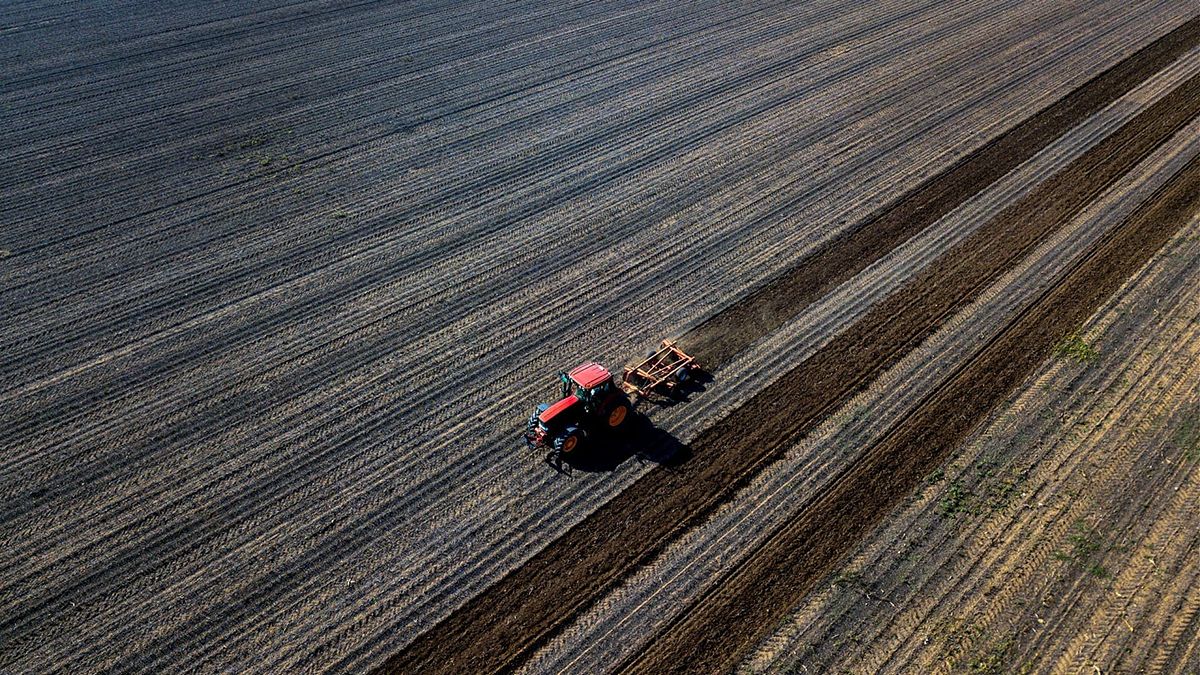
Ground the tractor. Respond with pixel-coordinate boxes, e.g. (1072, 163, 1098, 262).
(524, 362, 631, 456)
(524, 341, 700, 459)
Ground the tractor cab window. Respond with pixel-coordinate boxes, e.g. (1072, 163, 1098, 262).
(577, 380, 611, 402)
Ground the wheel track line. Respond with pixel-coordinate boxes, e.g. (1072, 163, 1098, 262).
(1061, 452, 1200, 672)
(0, 0, 683, 166)
(0, 0, 1118, 267)
(0, 76, 1123, 619)
(2, 163, 796, 634)
(0, 0, 964, 333)
(4, 5, 1195, 667)
(0, 0, 527, 107)
(0, 0, 1142, 362)
(0, 176, 772, 564)
(1022, 417, 1198, 669)
(0, 199, 748, 638)
(0, 0, 964, 329)
(0, 0, 993, 285)
(844, 271, 1190, 662)
(0, 0, 557, 117)
(621, 144, 1200, 675)
(917, 361, 1194, 672)
(1150, 552, 1200, 672)
(0, 0, 804, 234)
(808, 187, 1200, 673)
(646, 51, 1198, 443)
(1120, 508, 1200, 672)
(0, 0, 1161, 429)
(566, 55, 1200, 662)
(0, 0, 1089, 456)
(0, 0, 389, 91)
(14, 132, 1022, 667)
(0, 39, 1180, 648)
(2, 0, 713, 130)
(682, 11, 1200, 366)
(11, 0, 1142, 263)
(696, 135, 1200, 667)
(1152, 539, 1200, 672)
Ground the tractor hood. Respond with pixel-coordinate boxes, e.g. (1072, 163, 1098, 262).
(538, 395, 581, 424)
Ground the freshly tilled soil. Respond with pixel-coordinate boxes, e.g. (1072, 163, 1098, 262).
(624, 139, 1200, 675)
(382, 22, 1200, 675)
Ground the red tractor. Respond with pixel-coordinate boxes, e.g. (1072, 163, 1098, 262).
(525, 341, 700, 458)
(524, 362, 632, 456)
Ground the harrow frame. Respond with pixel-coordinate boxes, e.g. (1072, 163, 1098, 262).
(620, 339, 700, 399)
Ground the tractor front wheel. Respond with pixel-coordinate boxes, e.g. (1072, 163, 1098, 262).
(555, 428, 582, 454)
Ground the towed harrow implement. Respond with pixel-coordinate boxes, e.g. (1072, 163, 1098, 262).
(620, 339, 699, 399)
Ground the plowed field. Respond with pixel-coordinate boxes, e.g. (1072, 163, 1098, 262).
(2, 1, 1198, 673)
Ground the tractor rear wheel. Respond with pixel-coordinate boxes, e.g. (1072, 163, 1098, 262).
(607, 403, 629, 428)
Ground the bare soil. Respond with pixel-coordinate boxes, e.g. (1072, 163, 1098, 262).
(685, 14, 1200, 368)
(382, 28, 1200, 675)
(739, 214, 1200, 675)
(625, 141, 1200, 675)
(4, 3, 1196, 671)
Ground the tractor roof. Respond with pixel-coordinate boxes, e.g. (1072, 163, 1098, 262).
(568, 362, 612, 389)
(538, 395, 580, 424)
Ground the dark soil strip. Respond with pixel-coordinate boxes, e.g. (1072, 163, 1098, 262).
(379, 40, 1200, 675)
(625, 145, 1200, 675)
(684, 14, 1200, 368)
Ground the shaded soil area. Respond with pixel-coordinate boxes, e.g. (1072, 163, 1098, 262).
(625, 145, 1200, 675)
(684, 14, 1200, 368)
(380, 29, 1200, 675)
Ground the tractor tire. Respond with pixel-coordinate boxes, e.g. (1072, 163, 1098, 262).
(555, 428, 582, 454)
(606, 403, 629, 428)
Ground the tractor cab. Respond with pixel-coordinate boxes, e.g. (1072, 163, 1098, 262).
(558, 362, 617, 409)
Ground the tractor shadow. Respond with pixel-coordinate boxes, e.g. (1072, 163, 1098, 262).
(550, 414, 691, 474)
(549, 374, 713, 474)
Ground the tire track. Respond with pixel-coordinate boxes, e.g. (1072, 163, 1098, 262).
(3, 3, 1192, 671)
(530, 98, 1200, 675)
(0, 0, 1104, 504)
